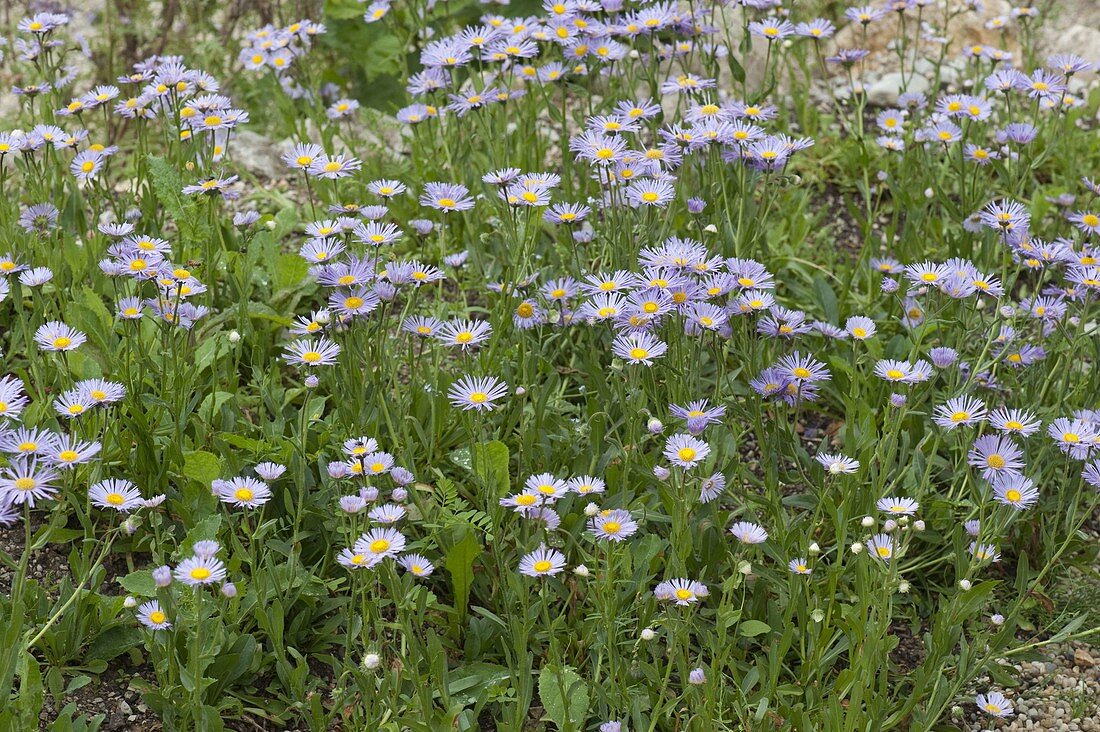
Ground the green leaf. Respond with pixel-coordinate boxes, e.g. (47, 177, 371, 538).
(812, 275, 839, 324)
(86, 626, 143, 662)
(147, 155, 189, 222)
(119, 569, 156, 597)
(444, 528, 482, 623)
(472, 440, 510, 497)
(182, 451, 221, 486)
(275, 253, 309, 291)
(538, 665, 589, 730)
(739, 620, 772, 638)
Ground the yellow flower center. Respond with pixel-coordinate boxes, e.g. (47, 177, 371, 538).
(437, 197, 456, 207)
(455, 332, 473, 343)
(629, 347, 649, 360)
(602, 521, 621, 534)
(792, 367, 811, 379)
(302, 351, 322, 363)
(106, 492, 124, 505)
(950, 411, 970, 422)
(1063, 432, 1080, 443)
(58, 450, 78, 462)
(516, 494, 536, 506)
(234, 488, 254, 501)
(677, 447, 696, 462)
(345, 297, 364, 309)
(370, 539, 390, 553)
(14, 477, 35, 491)
(190, 567, 212, 581)
(876, 546, 891, 558)
(53, 336, 72, 348)
(149, 611, 167, 624)
(533, 560, 552, 573)
(986, 454, 1005, 469)
(674, 588, 693, 600)
(1005, 489, 1021, 502)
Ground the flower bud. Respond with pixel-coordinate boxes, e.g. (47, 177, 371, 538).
(959, 579, 972, 591)
(990, 613, 1005, 626)
(738, 560, 752, 575)
(123, 596, 137, 608)
(584, 502, 600, 517)
(688, 667, 706, 685)
(153, 566, 172, 587)
(228, 330, 240, 343)
(703, 224, 718, 233)
(574, 564, 589, 577)
(363, 653, 381, 670)
(640, 627, 656, 641)
(653, 465, 670, 481)
(515, 386, 526, 396)
(811, 609, 824, 622)
(647, 417, 664, 434)
(884, 519, 897, 532)
(221, 582, 238, 598)
(913, 520, 925, 531)
(898, 581, 910, 593)
(850, 542, 864, 554)
(861, 516, 874, 528)
(392, 487, 408, 502)
(808, 542, 820, 554)
(305, 375, 320, 388)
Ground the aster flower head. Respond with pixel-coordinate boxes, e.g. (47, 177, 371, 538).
(729, 521, 768, 544)
(877, 496, 919, 516)
(663, 433, 710, 470)
(976, 691, 1014, 718)
(89, 479, 143, 512)
(174, 555, 227, 586)
(283, 336, 341, 367)
(421, 182, 475, 212)
(989, 407, 1041, 437)
(788, 558, 812, 575)
(448, 375, 509, 411)
(1, 458, 60, 507)
(992, 474, 1039, 510)
(654, 578, 708, 605)
(867, 534, 895, 563)
(933, 395, 988, 429)
(354, 527, 407, 566)
(612, 331, 668, 366)
(588, 509, 638, 542)
(967, 435, 1024, 481)
(34, 321, 87, 352)
(519, 544, 566, 577)
(137, 601, 172, 630)
(816, 453, 860, 475)
(214, 476, 271, 508)
(399, 554, 435, 577)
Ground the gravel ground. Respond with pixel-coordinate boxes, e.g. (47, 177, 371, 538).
(962, 643, 1100, 731)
